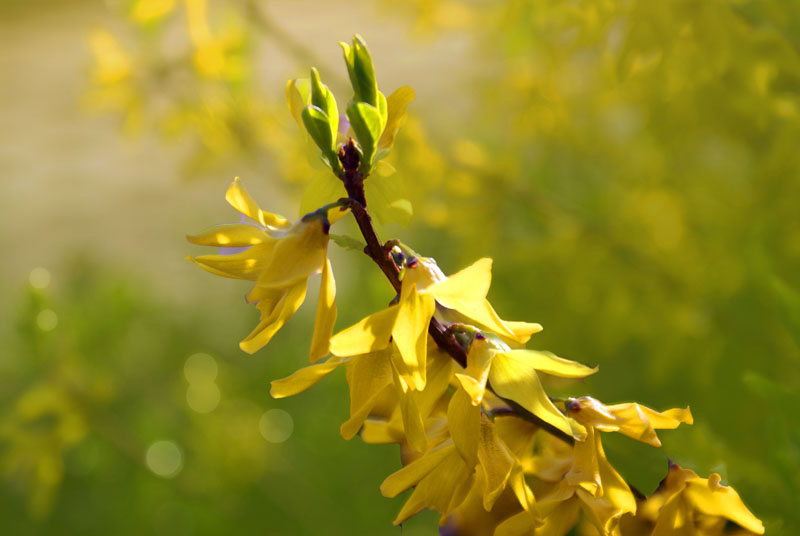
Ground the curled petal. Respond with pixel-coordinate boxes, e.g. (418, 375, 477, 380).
(427, 258, 518, 341)
(500, 349, 598, 378)
(240, 281, 307, 354)
(188, 242, 275, 280)
(270, 355, 349, 398)
(392, 283, 435, 390)
(447, 387, 480, 467)
(329, 306, 397, 357)
(187, 223, 273, 248)
(225, 177, 290, 229)
(489, 352, 584, 439)
(309, 257, 337, 362)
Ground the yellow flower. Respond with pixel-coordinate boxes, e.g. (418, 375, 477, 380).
(455, 333, 597, 439)
(380, 398, 527, 527)
(188, 177, 342, 359)
(630, 463, 765, 535)
(270, 343, 454, 453)
(328, 257, 544, 391)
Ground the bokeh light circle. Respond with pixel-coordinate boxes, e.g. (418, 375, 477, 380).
(259, 409, 293, 443)
(183, 353, 218, 384)
(145, 440, 183, 478)
(29, 267, 51, 289)
(37, 309, 58, 331)
(186, 382, 220, 414)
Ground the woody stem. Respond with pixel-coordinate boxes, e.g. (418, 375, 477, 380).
(337, 142, 574, 445)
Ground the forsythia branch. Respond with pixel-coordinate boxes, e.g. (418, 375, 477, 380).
(337, 138, 575, 445)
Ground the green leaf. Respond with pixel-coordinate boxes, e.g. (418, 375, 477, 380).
(309, 67, 339, 146)
(301, 104, 338, 170)
(341, 35, 378, 107)
(346, 101, 382, 172)
(330, 233, 366, 251)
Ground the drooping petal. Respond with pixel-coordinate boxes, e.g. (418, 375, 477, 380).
(392, 283, 435, 390)
(476, 414, 515, 511)
(250, 219, 328, 289)
(270, 355, 349, 398)
(225, 177, 290, 229)
(340, 347, 394, 440)
(684, 473, 765, 534)
(596, 433, 636, 517)
(426, 258, 518, 341)
(500, 349, 598, 378)
(504, 321, 544, 344)
(239, 281, 308, 354)
(380, 441, 454, 498)
(188, 242, 275, 280)
(566, 426, 602, 497)
(187, 223, 273, 247)
(309, 256, 337, 362)
(386, 444, 472, 525)
(608, 403, 693, 447)
(454, 336, 496, 406)
(329, 306, 397, 356)
(489, 352, 584, 439)
(447, 387, 480, 467)
(393, 366, 428, 453)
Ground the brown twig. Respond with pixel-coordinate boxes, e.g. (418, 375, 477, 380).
(337, 142, 575, 445)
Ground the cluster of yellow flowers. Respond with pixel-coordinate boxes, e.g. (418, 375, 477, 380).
(188, 36, 764, 535)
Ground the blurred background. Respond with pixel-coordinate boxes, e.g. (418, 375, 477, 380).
(1, 0, 798, 533)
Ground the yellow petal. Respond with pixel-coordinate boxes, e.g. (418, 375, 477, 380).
(504, 321, 544, 344)
(566, 426, 601, 496)
(596, 433, 636, 516)
(380, 441, 454, 498)
(454, 336, 496, 405)
(489, 352, 582, 438)
(392, 283, 435, 390)
(361, 418, 405, 445)
(329, 306, 397, 357)
(685, 473, 765, 534)
(251, 219, 327, 289)
(447, 387, 480, 467)
(340, 347, 393, 437)
(389, 446, 471, 525)
(309, 257, 337, 362)
(477, 415, 515, 510)
(415, 347, 454, 417)
(393, 365, 428, 453)
(187, 223, 273, 247)
(285, 78, 310, 128)
(378, 86, 415, 150)
(500, 349, 598, 378)
(270, 355, 349, 398)
(606, 402, 693, 447)
(188, 243, 274, 280)
(239, 281, 307, 354)
(426, 258, 518, 341)
(225, 177, 291, 229)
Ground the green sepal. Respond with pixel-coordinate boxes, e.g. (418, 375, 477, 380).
(340, 35, 378, 107)
(302, 104, 340, 172)
(346, 101, 382, 173)
(309, 67, 339, 146)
